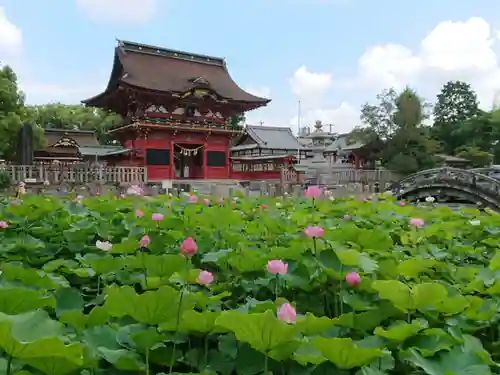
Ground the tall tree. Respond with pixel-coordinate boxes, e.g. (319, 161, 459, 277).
(228, 113, 245, 130)
(383, 88, 438, 173)
(351, 87, 437, 174)
(451, 109, 500, 164)
(0, 66, 44, 160)
(432, 80, 479, 154)
(26, 104, 123, 144)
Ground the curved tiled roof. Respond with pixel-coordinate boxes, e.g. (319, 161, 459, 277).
(232, 125, 303, 151)
(83, 40, 270, 106)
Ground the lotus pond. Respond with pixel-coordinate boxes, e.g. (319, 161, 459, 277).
(0, 192, 499, 375)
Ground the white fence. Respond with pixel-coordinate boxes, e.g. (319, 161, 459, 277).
(1, 165, 146, 185)
(317, 169, 399, 185)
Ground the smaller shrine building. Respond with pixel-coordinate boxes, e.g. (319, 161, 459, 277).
(34, 129, 129, 164)
(230, 125, 305, 180)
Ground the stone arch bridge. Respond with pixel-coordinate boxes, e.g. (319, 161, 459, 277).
(389, 167, 500, 209)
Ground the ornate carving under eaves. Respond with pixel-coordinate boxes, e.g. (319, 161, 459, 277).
(53, 137, 78, 148)
(190, 76, 210, 86)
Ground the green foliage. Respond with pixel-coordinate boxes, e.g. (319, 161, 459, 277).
(455, 146, 492, 168)
(0, 193, 498, 374)
(432, 81, 480, 154)
(0, 66, 43, 159)
(0, 65, 124, 160)
(0, 171, 11, 190)
(353, 87, 437, 174)
(25, 104, 123, 145)
(228, 113, 245, 130)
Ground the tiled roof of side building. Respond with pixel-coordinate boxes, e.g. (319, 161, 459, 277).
(231, 125, 303, 151)
(324, 133, 365, 152)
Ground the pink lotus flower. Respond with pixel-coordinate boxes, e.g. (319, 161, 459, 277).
(260, 204, 268, 209)
(0, 221, 8, 229)
(197, 270, 214, 286)
(267, 260, 288, 275)
(152, 213, 164, 221)
(120, 194, 126, 199)
(409, 218, 424, 227)
(343, 214, 352, 221)
(188, 195, 198, 203)
(219, 197, 225, 205)
(180, 237, 198, 258)
(140, 235, 150, 247)
(399, 201, 405, 206)
(127, 185, 144, 196)
(304, 226, 325, 238)
(277, 303, 296, 324)
(203, 198, 210, 206)
(135, 209, 144, 217)
(345, 272, 361, 287)
(305, 186, 322, 198)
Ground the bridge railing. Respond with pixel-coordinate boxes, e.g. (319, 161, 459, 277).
(391, 167, 500, 199)
(0, 165, 146, 185)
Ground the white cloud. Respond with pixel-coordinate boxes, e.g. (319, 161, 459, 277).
(76, 0, 158, 24)
(357, 17, 500, 108)
(358, 44, 422, 89)
(0, 6, 22, 58)
(290, 102, 359, 134)
(287, 17, 500, 135)
(246, 86, 271, 99)
(289, 65, 332, 103)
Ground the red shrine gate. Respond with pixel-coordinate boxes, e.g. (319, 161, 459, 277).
(82, 40, 270, 181)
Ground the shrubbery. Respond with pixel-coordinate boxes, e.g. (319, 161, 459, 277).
(0, 193, 498, 375)
(0, 171, 11, 190)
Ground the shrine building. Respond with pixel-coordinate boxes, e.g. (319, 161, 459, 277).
(82, 40, 277, 182)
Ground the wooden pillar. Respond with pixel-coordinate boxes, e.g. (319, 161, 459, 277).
(354, 152, 361, 169)
(142, 130, 148, 169)
(226, 137, 231, 179)
(169, 138, 174, 179)
(203, 143, 208, 179)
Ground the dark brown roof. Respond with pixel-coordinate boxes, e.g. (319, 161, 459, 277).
(41, 147, 80, 155)
(44, 129, 100, 147)
(83, 40, 271, 106)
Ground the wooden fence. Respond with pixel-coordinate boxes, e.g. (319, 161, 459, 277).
(1, 165, 146, 185)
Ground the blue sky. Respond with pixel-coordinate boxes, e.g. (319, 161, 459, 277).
(1, 0, 500, 134)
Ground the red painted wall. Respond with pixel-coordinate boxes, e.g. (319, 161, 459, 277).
(122, 130, 232, 181)
(231, 171, 282, 180)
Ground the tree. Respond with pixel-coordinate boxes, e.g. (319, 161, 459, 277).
(383, 88, 438, 173)
(451, 109, 500, 164)
(25, 104, 123, 144)
(0, 65, 45, 160)
(432, 81, 479, 154)
(455, 146, 492, 168)
(351, 87, 437, 174)
(359, 88, 398, 140)
(228, 113, 245, 130)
